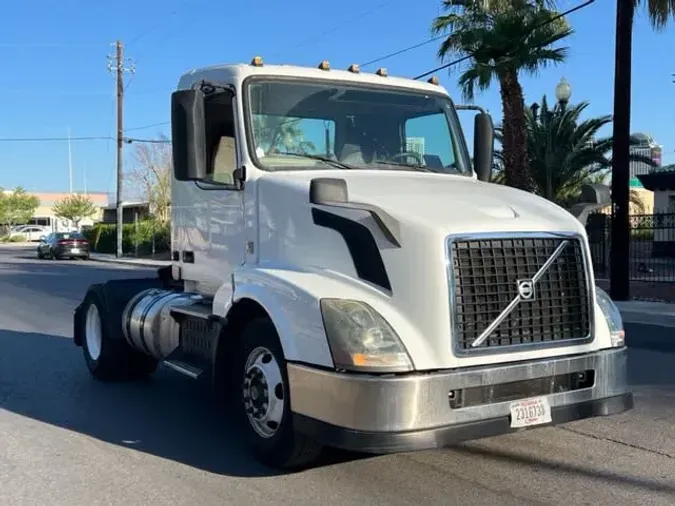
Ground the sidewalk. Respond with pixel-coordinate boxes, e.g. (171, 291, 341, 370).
(89, 252, 171, 268)
(616, 300, 675, 327)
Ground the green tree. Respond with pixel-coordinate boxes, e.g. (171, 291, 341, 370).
(431, 0, 572, 191)
(0, 186, 40, 229)
(52, 193, 97, 230)
(492, 95, 654, 209)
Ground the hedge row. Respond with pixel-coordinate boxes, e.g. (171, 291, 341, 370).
(83, 221, 170, 255)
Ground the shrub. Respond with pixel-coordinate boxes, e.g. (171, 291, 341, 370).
(84, 220, 170, 255)
(630, 228, 653, 240)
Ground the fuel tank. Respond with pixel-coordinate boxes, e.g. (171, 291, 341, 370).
(122, 289, 203, 360)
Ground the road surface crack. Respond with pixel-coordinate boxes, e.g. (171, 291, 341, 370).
(560, 426, 674, 459)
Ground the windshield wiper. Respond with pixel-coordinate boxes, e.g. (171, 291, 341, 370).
(371, 160, 434, 172)
(277, 152, 358, 170)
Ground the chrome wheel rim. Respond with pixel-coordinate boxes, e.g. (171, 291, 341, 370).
(85, 304, 103, 361)
(242, 346, 284, 438)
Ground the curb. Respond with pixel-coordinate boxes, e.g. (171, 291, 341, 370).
(89, 255, 170, 269)
(619, 309, 675, 328)
(616, 301, 675, 328)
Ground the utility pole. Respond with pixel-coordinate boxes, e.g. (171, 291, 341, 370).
(68, 126, 73, 193)
(609, 0, 634, 301)
(107, 40, 135, 258)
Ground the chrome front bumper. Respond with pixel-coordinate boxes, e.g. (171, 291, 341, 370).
(288, 348, 632, 453)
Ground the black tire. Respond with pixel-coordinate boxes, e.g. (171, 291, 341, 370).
(80, 290, 158, 381)
(235, 317, 323, 470)
(37, 249, 43, 259)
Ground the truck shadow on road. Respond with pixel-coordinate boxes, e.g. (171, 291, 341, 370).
(0, 329, 367, 478)
(451, 442, 675, 497)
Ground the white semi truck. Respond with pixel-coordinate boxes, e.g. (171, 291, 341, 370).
(73, 57, 632, 470)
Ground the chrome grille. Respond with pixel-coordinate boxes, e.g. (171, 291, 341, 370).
(448, 234, 593, 353)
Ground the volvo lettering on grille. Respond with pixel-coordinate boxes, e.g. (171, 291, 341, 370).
(470, 239, 570, 348)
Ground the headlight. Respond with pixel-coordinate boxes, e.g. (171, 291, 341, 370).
(595, 286, 625, 347)
(319, 299, 413, 372)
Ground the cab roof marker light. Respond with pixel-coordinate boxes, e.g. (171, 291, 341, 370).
(251, 56, 263, 67)
(375, 67, 388, 77)
(318, 60, 330, 71)
(427, 76, 439, 85)
(348, 64, 360, 73)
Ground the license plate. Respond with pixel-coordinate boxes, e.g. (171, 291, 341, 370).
(509, 396, 552, 428)
(71, 248, 80, 253)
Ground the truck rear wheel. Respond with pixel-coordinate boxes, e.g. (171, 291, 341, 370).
(81, 291, 158, 381)
(236, 317, 323, 470)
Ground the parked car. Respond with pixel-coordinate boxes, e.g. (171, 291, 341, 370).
(9, 225, 50, 242)
(37, 232, 90, 260)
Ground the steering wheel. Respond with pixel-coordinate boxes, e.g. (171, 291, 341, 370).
(390, 151, 425, 166)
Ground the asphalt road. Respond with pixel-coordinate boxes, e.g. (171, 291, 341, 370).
(1, 245, 674, 506)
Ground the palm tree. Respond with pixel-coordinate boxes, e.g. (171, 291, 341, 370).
(431, 0, 572, 192)
(252, 115, 316, 155)
(609, 1, 674, 298)
(492, 95, 654, 210)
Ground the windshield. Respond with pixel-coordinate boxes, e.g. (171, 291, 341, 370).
(245, 78, 472, 176)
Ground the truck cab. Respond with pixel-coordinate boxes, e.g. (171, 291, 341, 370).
(73, 57, 632, 470)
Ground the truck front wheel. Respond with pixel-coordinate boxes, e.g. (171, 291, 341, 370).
(81, 291, 158, 381)
(237, 317, 323, 470)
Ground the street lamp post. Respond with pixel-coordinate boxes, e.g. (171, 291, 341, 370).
(555, 76, 572, 111)
(543, 77, 572, 201)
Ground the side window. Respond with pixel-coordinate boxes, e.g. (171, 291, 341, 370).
(253, 115, 336, 158)
(204, 95, 238, 185)
(404, 112, 456, 170)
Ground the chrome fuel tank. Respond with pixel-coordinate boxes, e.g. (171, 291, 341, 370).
(122, 289, 203, 360)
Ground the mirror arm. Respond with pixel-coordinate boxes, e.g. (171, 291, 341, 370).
(456, 104, 488, 115)
(197, 80, 236, 97)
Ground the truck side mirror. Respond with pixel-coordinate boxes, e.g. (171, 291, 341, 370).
(473, 112, 494, 182)
(171, 89, 207, 181)
(578, 183, 610, 207)
(568, 183, 611, 226)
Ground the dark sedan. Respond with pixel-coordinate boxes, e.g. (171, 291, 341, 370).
(37, 232, 90, 260)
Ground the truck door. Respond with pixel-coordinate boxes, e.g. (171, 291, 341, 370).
(184, 91, 246, 295)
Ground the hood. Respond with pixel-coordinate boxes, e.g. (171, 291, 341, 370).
(260, 169, 585, 236)
(255, 169, 591, 371)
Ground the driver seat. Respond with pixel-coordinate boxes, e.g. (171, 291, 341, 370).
(211, 136, 236, 184)
(338, 143, 367, 165)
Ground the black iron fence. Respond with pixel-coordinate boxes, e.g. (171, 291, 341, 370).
(586, 212, 675, 282)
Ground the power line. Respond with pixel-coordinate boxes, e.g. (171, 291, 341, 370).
(0, 136, 112, 142)
(125, 137, 171, 144)
(360, 35, 445, 68)
(126, 0, 199, 47)
(0, 42, 106, 48)
(0, 123, 170, 142)
(269, 0, 399, 58)
(125, 121, 170, 132)
(412, 0, 596, 80)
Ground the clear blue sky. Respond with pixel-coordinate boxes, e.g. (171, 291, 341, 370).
(0, 0, 673, 196)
